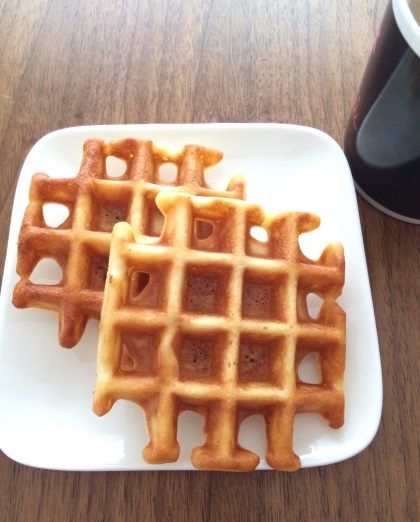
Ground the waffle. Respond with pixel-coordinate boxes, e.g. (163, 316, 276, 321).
(12, 138, 245, 348)
(93, 191, 346, 472)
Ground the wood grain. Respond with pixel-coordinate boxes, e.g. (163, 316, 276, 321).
(2, 0, 420, 520)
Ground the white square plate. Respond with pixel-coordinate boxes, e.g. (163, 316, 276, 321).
(0, 123, 382, 471)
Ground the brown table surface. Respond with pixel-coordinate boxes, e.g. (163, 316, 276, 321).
(1, 0, 419, 520)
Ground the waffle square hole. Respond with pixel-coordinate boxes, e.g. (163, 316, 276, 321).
(243, 282, 271, 318)
(86, 253, 109, 291)
(159, 163, 178, 183)
(131, 271, 150, 297)
(176, 332, 226, 381)
(190, 203, 238, 254)
(246, 224, 271, 258)
(188, 277, 217, 312)
(297, 270, 340, 324)
(238, 334, 286, 385)
(106, 156, 127, 179)
(242, 271, 289, 322)
(119, 329, 159, 375)
(90, 183, 131, 233)
(195, 219, 214, 240)
(96, 203, 127, 233)
(43, 204, 71, 229)
(185, 264, 231, 315)
(306, 293, 323, 320)
(297, 352, 322, 384)
(250, 226, 268, 243)
(180, 339, 212, 377)
(29, 258, 63, 285)
(296, 335, 344, 388)
(129, 270, 160, 307)
(239, 344, 269, 381)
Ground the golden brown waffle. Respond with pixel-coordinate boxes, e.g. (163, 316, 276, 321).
(12, 139, 245, 348)
(93, 191, 346, 472)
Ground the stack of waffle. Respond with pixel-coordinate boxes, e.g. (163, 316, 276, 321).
(13, 138, 345, 471)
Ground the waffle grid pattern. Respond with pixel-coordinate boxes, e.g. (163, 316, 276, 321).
(13, 139, 245, 347)
(93, 192, 346, 472)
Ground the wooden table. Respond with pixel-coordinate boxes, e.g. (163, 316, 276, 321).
(1, 0, 419, 520)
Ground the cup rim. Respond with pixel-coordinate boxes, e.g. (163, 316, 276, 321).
(394, 0, 420, 57)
